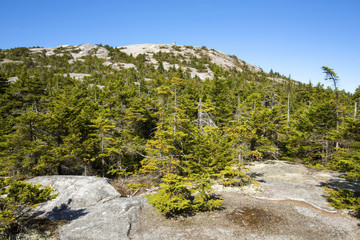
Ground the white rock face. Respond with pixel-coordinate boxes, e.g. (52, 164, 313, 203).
(29, 44, 109, 60)
(29, 176, 121, 210)
(29, 176, 143, 240)
(63, 73, 91, 81)
(28, 43, 262, 81)
(119, 44, 173, 56)
(0, 59, 22, 64)
(119, 62, 137, 69)
(117, 44, 262, 80)
(71, 44, 109, 60)
(8, 76, 18, 83)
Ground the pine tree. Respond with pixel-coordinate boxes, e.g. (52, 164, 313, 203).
(322, 66, 340, 149)
(185, 126, 235, 176)
(0, 73, 9, 94)
(0, 178, 57, 238)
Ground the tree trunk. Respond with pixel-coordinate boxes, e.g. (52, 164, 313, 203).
(355, 102, 358, 120)
(173, 85, 177, 138)
(236, 94, 241, 119)
(325, 140, 329, 163)
(198, 98, 203, 130)
(336, 104, 339, 149)
(238, 150, 242, 165)
(287, 93, 290, 123)
(101, 131, 105, 177)
(94, 86, 97, 103)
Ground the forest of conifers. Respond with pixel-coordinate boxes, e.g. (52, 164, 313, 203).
(0, 44, 359, 182)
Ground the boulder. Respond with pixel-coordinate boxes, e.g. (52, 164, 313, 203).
(29, 176, 144, 240)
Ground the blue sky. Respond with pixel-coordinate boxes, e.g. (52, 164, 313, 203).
(1, 0, 359, 93)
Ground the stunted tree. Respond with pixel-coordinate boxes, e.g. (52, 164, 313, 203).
(322, 66, 339, 89)
(322, 66, 340, 149)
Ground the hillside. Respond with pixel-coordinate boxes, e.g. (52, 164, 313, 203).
(26, 43, 262, 79)
(0, 43, 360, 238)
(0, 42, 302, 177)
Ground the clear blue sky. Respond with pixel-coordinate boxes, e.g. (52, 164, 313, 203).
(1, 0, 359, 93)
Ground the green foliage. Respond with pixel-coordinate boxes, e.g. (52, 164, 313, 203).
(126, 183, 148, 191)
(0, 178, 58, 237)
(329, 149, 360, 180)
(1, 44, 360, 208)
(3, 47, 30, 61)
(185, 126, 235, 176)
(322, 66, 339, 89)
(325, 187, 360, 213)
(216, 164, 253, 186)
(146, 173, 192, 216)
(171, 45, 181, 51)
(308, 101, 337, 132)
(192, 176, 223, 211)
(0, 73, 9, 94)
(328, 117, 360, 179)
(146, 173, 223, 217)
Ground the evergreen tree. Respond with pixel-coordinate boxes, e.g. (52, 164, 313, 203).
(0, 73, 9, 94)
(0, 178, 57, 238)
(322, 66, 340, 149)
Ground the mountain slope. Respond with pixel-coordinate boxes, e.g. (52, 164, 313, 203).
(0, 43, 360, 239)
(25, 43, 262, 80)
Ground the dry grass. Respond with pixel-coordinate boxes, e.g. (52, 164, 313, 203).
(5, 218, 66, 240)
(110, 174, 161, 197)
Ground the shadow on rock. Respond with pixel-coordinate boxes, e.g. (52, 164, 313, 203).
(320, 177, 360, 219)
(320, 177, 360, 194)
(35, 199, 88, 222)
(249, 172, 265, 181)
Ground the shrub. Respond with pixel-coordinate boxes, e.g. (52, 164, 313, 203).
(324, 187, 360, 215)
(146, 173, 192, 216)
(171, 45, 181, 51)
(216, 164, 253, 187)
(146, 173, 223, 217)
(192, 176, 223, 211)
(0, 178, 58, 238)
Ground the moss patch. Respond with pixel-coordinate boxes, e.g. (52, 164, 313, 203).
(226, 207, 282, 229)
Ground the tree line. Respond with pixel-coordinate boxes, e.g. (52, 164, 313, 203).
(0, 45, 359, 218)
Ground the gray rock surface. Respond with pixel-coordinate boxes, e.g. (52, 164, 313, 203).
(247, 161, 344, 211)
(59, 198, 142, 240)
(63, 73, 91, 81)
(130, 161, 360, 240)
(27, 162, 360, 240)
(29, 176, 144, 240)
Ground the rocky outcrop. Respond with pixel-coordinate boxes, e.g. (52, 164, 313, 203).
(130, 161, 360, 240)
(28, 43, 263, 81)
(247, 161, 343, 211)
(29, 176, 144, 240)
(118, 44, 262, 80)
(27, 162, 360, 240)
(29, 44, 109, 60)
